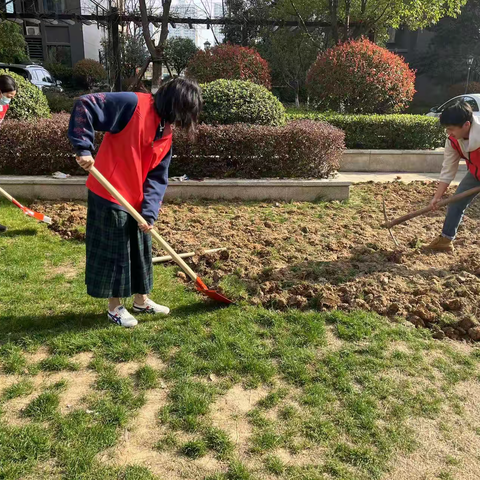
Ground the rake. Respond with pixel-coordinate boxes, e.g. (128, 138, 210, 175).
(89, 166, 233, 305)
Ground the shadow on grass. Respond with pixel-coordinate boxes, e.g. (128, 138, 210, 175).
(0, 312, 106, 343)
(171, 300, 232, 317)
(0, 300, 234, 345)
(2, 228, 38, 237)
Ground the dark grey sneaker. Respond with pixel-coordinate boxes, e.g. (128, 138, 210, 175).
(0, 224, 7, 233)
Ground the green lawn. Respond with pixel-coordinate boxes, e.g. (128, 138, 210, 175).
(1, 199, 480, 480)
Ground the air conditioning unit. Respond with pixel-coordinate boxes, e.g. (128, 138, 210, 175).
(26, 26, 41, 36)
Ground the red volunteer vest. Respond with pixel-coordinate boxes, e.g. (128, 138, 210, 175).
(86, 93, 172, 211)
(0, 104, 10, 124)
(449, 136, 480, 180)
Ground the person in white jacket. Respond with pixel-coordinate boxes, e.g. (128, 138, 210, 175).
(426, 101, 480, 252)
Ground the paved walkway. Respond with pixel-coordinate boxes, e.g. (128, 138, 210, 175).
(336, 170, 466, 185)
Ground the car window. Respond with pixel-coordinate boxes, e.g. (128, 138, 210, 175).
(33, 70, 44, 81)
(463, 96, 479, 112)
(41, 70, 54, 83)
(438, 99, 459, 113)
(6, 67, 29, 79)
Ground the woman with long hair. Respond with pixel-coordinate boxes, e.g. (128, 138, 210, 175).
(68, 78, 202, 327)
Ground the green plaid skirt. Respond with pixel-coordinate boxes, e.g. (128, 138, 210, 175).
(85, 193, 153, 298)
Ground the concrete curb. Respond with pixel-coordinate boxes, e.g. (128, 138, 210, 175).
(0, 176, 351, 202)
(340, 149, 467, 173)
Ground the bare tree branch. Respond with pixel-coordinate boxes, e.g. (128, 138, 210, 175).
(138, 0, 157, 55)
(288, 0, 323, 49)
(128, 56, 151, 90)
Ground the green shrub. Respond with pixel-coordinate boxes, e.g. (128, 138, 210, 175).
(45, 92, 75, 113)
(0, 114, 344, 179)
(73, 59, 107, 89)
(0, 69, 50, 120)
(201, 80, 286, 126)
(287, 110, 445, 150)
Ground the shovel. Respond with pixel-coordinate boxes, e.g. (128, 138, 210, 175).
(0, 185, 52, 224)
(89, 166, 233, 305)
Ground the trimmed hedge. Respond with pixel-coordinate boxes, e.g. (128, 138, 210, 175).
(287, 110, 446, 150)
(0, 114, 85, 175)
(172, 120, 344, 178)
(201, 80, 286, 126)
(0, 115, 344, 179)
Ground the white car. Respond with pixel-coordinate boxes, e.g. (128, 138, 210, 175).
(427, 94, 480, 117)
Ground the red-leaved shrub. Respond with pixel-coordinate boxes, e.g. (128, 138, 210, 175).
(73, 59, 107, 89)
(172, 121, 344, 178)
(0, 114, 85, 175)
(0, 115, 344, 179)
(306, 38, 416, 114)
(186, 44, 272, 89)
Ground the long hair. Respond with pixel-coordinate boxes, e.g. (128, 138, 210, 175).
(0, 75, 16, 93)
(154, 78, 202, 138)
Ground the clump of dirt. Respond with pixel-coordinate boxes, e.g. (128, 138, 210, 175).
(38, 201, 87, 241)
(31, 182, 480, 341)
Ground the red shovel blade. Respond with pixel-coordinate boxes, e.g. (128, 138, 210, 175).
(11, 198, 52, 224)
(195, 277, 234, 305)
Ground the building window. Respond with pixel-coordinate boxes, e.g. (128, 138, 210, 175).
(47, 45, 71, 65)
(46, 26, 70, 43)
(43, 0, 66, 14)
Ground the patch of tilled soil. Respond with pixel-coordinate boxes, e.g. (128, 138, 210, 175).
(31, 182, 480, 341)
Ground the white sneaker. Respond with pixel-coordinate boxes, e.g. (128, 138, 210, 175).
(132, 298, 170, 315)
(107, 306, 138, 328)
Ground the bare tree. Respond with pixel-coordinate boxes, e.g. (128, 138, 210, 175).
(133, 0, 172, 92)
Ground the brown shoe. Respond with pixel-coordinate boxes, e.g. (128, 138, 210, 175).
(424, 235, 454, 253)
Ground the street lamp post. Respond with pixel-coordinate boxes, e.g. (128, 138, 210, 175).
(204, 40, 211, 50)
(465, 56, 475, 94)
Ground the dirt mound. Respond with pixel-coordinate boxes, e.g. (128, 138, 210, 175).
(31, 182, 480, 341)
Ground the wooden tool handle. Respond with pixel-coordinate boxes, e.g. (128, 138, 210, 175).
(89, 166, 198, 282)
(0, 185, 14, 203)
(153, 248, 226, 264)
(383, 185, 480, 228)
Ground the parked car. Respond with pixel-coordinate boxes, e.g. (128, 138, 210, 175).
(427, 94, 480, 117)
(0, 63, 63, 92)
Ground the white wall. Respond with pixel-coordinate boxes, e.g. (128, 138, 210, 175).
(80, 0, 108, 61)
(82, 24, 106, 61)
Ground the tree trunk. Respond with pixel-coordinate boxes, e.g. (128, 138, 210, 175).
(343, 0, 351, 41)
(128, 56, 151, 91)
(295, 91, 300, 108)
(329, 0, 339, 45)
(152, 47, 164, 93)
(138, 0, 172, 92)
